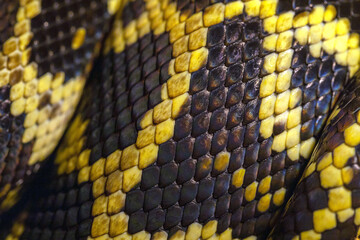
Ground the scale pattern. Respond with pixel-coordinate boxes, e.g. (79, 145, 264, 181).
(0, 0, 18, 49)
(3, 0, 360, 240)
(269, 73, 360, 239)
(30, 0, 110, 81)
(0, 0, 115, 212)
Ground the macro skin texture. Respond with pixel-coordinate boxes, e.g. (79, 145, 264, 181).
(2, 0, 360, 240)
(270, 73, 360, 240)
(0, 0, 117, 212)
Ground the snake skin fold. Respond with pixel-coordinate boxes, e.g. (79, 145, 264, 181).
(1, 0, 360, 240)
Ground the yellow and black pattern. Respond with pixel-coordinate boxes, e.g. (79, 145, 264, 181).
(4, 0, 360, 240)
(0, 0, 116, 212)
(269, 72, 360, 239)
(0, 0, 18, 46)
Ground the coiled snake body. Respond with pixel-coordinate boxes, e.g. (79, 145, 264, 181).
(1, 0, 360, 239)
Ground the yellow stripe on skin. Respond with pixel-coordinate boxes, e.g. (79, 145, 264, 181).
(212, 0, 318, 215)
(54, 1, 251, 239)
(0, 186, 22, 211)
(4, 212, 27, 240)
(34, 1, 360, 239)
(287, 107, 360, 238)
(0, 0, 114, 170)
(162, 223, 237, 240)
(107, 0, 123, 15)
(255, 4, 360, 208)
(2, 0, 141, 237)
(299, 230, 321, 240)
(0, 0, 43, 207)
(291, 5, 360, 75)
(258, 4, 360, 202)
(25, 75, 86, 166)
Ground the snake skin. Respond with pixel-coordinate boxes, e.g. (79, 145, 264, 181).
(0, 0, 115, 212)
(270, 71, 360, 240)
(2, 0, 360, 240)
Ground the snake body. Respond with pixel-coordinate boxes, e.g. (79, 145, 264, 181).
(1, 0, 360, 239)
(0, 0, 115, 212)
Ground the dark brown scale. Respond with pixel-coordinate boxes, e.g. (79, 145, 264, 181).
(243, 143, 260, 167)
(194, 155, 213, 181)
(176, 137, 194, 162)
(144, 188, 162, 211)
(30, 0, 111, 81)
(226, 82, 244, 107)
(125, 190, 144, 213)
(225, 63, 244, 86)
(346, 166, 360, 189)
(164, 205, 183, 229)
(215, 193, 230, 216)
(174, 114, 193, 140)
(227, 126, 244, 150)
(189, 68, 208, 94)
(147, 208, 165, 232)
(210, 129, 229, 155)
(208, 66, 226, 90)
(271, 153, 286, 174)
(162, 184, 181, 208)
(243, 163, 259, 185)
(209, 109, 228, 131)
(141, 165, 160, 190)
(177, 159, 196, 183)
(213, 173, 230, 198)
(9, 69, 23, 86)
(227, 105, 245, 129)
(159, 162, 178, 188)
(193, 133, 212, 158)
(198, 198, 216, 222)
(148, 86, 163, 108)
(128, 210, 147, 233)
(244, 121, 260, 145)
(243, 99, 260, 124)
(208, 86, 226, 111)
(179, 180, 198, 205)
(157, 141, 176, 166)
(241, 219, 256, 237)
(207, 45, 226, 69)
(122, 0, 145, 28)
(182, 201, 200, 225)
(307, 188, 328, 211)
